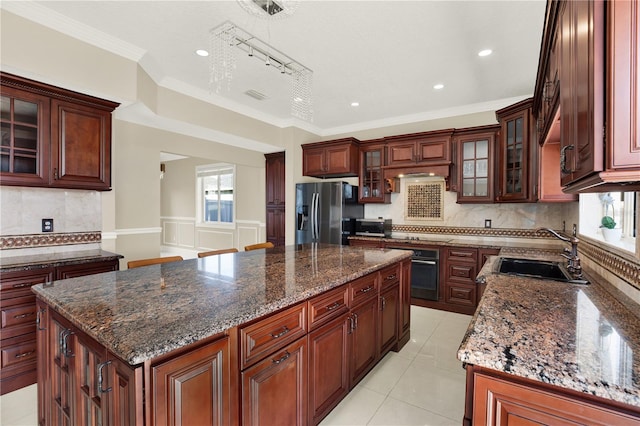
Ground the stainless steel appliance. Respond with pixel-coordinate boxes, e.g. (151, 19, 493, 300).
(295, 182, 364, 245)
(388, 246, 439, 301)
(355, 218, 392, 237)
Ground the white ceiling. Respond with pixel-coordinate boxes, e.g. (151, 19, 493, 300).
(4, 0, 546, 135)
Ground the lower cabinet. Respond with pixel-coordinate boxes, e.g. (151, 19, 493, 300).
(466, 366, 640, 425)
(349, 295, 379, 387)
(379, 280, 399, 356)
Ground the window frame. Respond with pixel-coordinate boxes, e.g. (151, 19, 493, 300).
(195, 163, 236, 228)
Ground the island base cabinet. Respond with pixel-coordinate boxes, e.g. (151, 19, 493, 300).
(349, 296, 379, 388)
(241, 337, 307, 426)
(466, 367, 640, 425)
(308, 314, 350, 425)
(152, 335, 234, 426)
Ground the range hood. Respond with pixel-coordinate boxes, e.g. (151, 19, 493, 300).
(382, 164, 450, 181)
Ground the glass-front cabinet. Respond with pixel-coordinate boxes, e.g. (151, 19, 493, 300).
(359, 141, 389, 203)
(455, 129, 497, 203)
(0, 86, 49, 186)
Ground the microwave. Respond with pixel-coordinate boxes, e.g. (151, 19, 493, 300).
(355, 218, 392, 237)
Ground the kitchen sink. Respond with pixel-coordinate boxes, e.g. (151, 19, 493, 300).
(496, 257, 589, 284)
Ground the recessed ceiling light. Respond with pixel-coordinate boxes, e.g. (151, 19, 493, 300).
(478, 49, 492, 57)
(293, 97, 303, 102)
(433, 84, 444, 90)
(195, 49, 209, 57)
(351, 102, 360, 107)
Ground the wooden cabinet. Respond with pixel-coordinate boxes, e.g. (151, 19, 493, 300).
(302, 138, 359, 178)
(495, 98, 537, 203)
(465, 366, 640, 426)
(378, 279, 399, 357)
(0, 72, 119, 191)
(385, 130, 453, 167)
(398, 259, 411, 347)
(1, 258, 119, 395)
(152, 336, 233, 426)
(265, 152, 286, 246)
(443, 247, 478, 315)
(359, 140, 390, 204)
(535, 0, 640, 193)
(454, 127, 499, 204)
(348, 274, 379, 387)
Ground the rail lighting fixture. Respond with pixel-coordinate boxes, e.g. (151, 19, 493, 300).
(208, 0, 312, 121)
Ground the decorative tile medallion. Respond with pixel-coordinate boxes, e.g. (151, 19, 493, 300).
(0, 232, 101, 250)
(405, 181, 444, 221)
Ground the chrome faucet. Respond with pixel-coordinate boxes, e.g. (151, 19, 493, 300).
(536, 227, 582, 278)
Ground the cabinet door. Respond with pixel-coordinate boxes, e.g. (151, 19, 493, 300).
(153, 336, 232, 426)
(302, 147, 326, 176)
(349, 297, 378, 387)
(55, 259, 119, 280)
(399, 260, 411, 344)
(36, 300, 48, 426)
(49, 310, 76, 426)
(0, 84, 50, 186)
(457, 132, 496, 203)
(265, 152, 285, 206)
(73, 329, 108, 426)
(107, 354, 142, 426)
(498, 109, 533, 202)
(50, 99, 112, 190)
(416, 137, 450, 165)
(359, 145, 389, 203)
(379, 282, 399, 356)
(308, 314, 350, 425)
(266, 207, 285, 247)
(387, 142, 416, 166)
(242, 337, 307, 426)
(325, 145, 354, 175)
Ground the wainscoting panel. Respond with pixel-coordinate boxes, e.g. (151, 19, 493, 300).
(163, 222, 178, 245)
(197, 229, 235, 251)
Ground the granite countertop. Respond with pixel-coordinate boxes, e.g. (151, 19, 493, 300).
(348, 235, 560, 251)
(458, 249, 640, 408)
(32, 244, 411, 366)
(0, 249, 123, 271)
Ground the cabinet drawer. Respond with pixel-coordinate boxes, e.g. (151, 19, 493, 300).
(1, 338, 36, 369)
(349, 274, 378, 306)
(308, 286, 348, 330)
(448, 264, 476, 282)
(446, 248, 477, 263)
(2, 303, 37, 329)
(445, 284, 476, 307)
(379, 264, 400, 289)
(0, 268, 54, 300)
(240, 303, 307, 369)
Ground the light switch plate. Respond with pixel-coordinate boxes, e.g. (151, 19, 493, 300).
(42, 218, 54, 232)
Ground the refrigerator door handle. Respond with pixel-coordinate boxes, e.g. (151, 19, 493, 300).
(314, 192, 320, 240)
(310, 192, 317, 240)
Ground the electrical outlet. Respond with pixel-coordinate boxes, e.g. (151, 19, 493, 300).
(42, 218, 54, 232)
(484, 219, 492, 228)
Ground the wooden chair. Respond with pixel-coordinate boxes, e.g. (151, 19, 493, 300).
(244, 242, 274, 251)
(127, 255, 183, 269)
(197, 248, 238, 258)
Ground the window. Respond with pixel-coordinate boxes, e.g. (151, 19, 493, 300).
(196, 164, 235, 225)
(579, 192, 638, 254)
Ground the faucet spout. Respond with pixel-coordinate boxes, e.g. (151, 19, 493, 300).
(536, 227, 571, 243)
(535, 227, 582, 279)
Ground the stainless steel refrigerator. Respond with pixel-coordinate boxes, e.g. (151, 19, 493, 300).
(295, 182, 364, 245)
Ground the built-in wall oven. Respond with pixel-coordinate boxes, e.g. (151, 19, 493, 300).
(388, 247, 439, 301)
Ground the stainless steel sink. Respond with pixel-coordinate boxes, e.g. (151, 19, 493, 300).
(496, 257, 589, 284)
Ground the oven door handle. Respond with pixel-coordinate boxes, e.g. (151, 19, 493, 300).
(412, 260, 437, 265)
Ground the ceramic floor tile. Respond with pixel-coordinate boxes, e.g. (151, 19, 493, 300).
(359, 352, 413, 396)
(416, 337, 467, 374)
(0, 384, 37, 425)
(389, 359, 466, 420)
(396, 331, 430, 360)
(368, 396, 460, 426)
(318, 384, 386, 426)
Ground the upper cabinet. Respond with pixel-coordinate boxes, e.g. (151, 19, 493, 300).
(384, 129, 453, 167)
(533, 0, 640, 193)
(0, 72, 119, 191)
(495, 98, 537, 203)
(359, 140, 390, 204)
(453, 126, 499, 204)
(302, 138, 360, 178)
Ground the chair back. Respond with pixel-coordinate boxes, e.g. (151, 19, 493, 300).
(198, 248, 238, 258)
(127, 255, 183, 269)
(244, 242, 275, 251)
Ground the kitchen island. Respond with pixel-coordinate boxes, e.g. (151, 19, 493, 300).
(33, 243, 412, 425)
(458, 249, 640, 424)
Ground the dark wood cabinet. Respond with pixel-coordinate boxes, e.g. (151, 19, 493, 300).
(453, 126, 499, 204)
(465, 366, 640, 426)
(443, 247, 478, 312)
(302, 138, 359, 178)
(385, 130, 453, 167)
(495, 99, 537, 203)
(348, 294, 378, 388)
(399, 260, 411, 347)
(242, 337, 307, 426)
(378, 280, 399, 357)
(0, 72, 119, 191)
(152, 336, 233, 426)
(265, 152, 285, 246)
(359, 140, 390, 204)
(1, 258, 119, 396)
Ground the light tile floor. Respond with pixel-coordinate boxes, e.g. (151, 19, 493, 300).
(0, 306, 470, 426)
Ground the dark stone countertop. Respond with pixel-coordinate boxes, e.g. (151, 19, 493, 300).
(457, 249, 640, 409)
(32, 244, 411, 366)
(0, 249, 123, 272)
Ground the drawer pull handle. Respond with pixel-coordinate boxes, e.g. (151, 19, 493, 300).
(380, 296, 386, 311)
(270, 326, 289, 339)
(12, 283, 31, 289)
(97, 361, 113, 393)
(385, 274, 397, 281)
(61, 329, 75, 358)
(352, 312, 358, 330)
(15, 350, 34, 359)
(359, 285, 374, 294)
(13, 312, 35, 320)
(37, 308, 47, 331)
(326, 302, 341, 311)
(272, 351, 290, 365)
